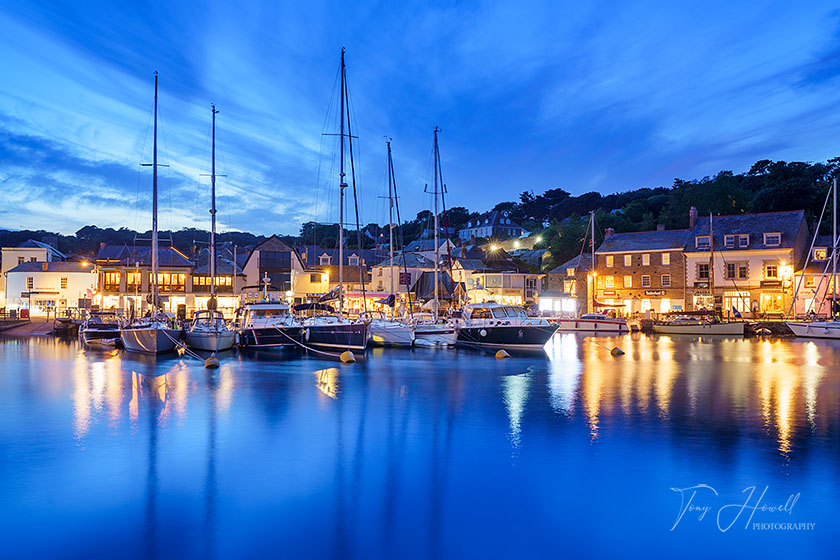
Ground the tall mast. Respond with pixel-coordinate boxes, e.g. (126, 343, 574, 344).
(338, 48, 347, 317)
(834, 177, 837, 314)
(433, 126, 440, 314)
(210, 104, 219, 301)
(387, 140, 395, 319)
(590, 211, 595, 313)
(152, 72, 159, 308)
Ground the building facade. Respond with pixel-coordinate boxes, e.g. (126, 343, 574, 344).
(458, 211, 527, 241)
(4, 261, 96, 316)
(540, 254, 591, 315)
(593, 227, 690, 316)
(1, 239, 66, 308)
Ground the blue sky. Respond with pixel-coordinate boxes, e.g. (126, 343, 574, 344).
(1, 1, 839, 236)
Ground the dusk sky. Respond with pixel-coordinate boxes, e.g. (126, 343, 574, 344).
(1, 1, 839, 236)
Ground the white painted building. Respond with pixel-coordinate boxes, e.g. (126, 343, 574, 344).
(1, 239, 66, 308)
(5, 261, 97, 316)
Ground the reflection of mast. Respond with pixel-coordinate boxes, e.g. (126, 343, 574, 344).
(428, 375, 458, 559)
(204, 371, 219, 560)
(141, 373, 167, 560)
(383, 376, 412, 555)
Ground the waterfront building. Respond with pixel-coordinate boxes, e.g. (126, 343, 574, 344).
(684, 210, 809, 317)
(451, 250, 542, 305)
(95, 244, 195, 315)
(190, 247, 247, 316)
(241, 235, 306, 295)
(4, 261, 96, 316)
(0, 239, 66, 308)
(458, 211, 528, 241)
(402, 238, 456, 262)
(593, 226, 690, 315)
(540, 254, 592, 315)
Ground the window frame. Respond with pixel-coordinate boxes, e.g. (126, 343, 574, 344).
(661, 274, 671, 287)
(763, 232, 781, 247)
(641, 275, 651, 288)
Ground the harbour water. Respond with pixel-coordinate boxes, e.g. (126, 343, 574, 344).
(0, 334, 837, 558)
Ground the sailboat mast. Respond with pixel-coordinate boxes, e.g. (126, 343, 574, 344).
(152, 72, 159, 307)
(834, 177, 837, 313)
(210, 104, 219, 300)
(338, 48, 347, 317)
(387, 140, 395, 318)
(433, 127, 440, 313)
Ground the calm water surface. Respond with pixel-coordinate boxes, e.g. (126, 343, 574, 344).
(0, 334, 837, 558)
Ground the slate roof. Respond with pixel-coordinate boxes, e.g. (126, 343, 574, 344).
(453, 258, 486, 270)
(596, 230, 691, 253)
(192, 247, 244, 275)
(404, 238, 452, 253)
(463, 211, 524, 232)
(95, 245, 193, 267)
(10, 239, 67, 259)
(373, 253, 436, 269)
(684, 211, 806, 252)
(295, 246, 384, 267)
(548, 254, 593, 275)
(7, 261, 92, 274)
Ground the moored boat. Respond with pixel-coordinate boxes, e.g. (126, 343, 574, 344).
(652, 315, 744, 335)
(456, 303, 557, 351)
(785, 320, 840, 339)
(185, 309, 235, 352)
(554, 313, 628, 333)
(79, 310, 122, 345)
(361, 311, 414, 347)
(236, 298, 303, 349)
(411, 313, 458, 347)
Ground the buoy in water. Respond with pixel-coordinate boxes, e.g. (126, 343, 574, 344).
(495, 349, 511, 359)
(340, 351, 356, 363)
(204, 354, 220, 369)
(610, 347, 625, 357)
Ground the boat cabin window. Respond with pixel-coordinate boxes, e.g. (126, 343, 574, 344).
(250, 308, 289, 318)
(471, 308, 492, 319)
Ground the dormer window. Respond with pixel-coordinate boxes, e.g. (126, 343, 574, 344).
(696, 236, 711, 249)
(724, 235, 735, 248)
(814, 247, 828, 260)
(567, 267, 575, 276)
(764, 233, 781, 247)
(738, 234, 749, 248)
(348, 254, 360, 266)
(319, 253, 331, 266)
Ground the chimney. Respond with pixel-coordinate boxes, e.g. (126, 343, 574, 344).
(604, 227, 615, 238)
(689, 206, 698, 229)
(656, 224, 665, 232)
(100, 242, 106, 250)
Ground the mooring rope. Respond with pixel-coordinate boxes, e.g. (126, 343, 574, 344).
(272, 326, 357, 360)
(162, 329, 207, 362)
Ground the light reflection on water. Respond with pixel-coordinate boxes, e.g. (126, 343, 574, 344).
(0, 334, 838, 558)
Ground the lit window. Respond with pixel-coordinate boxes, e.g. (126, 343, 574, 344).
(605, 276, 615, 288)
(766, 264, 778, 279)
(566, 268, 575, 276)
(623, 275, 632, 288)
(60, 277, 68, 289)
(310, 273, 321, 283)
(696, 236, 711, 249)
(661, 274, 671, 287)
(764, 233, 781, 247)
(606, 255, 614, 268)
(661, 253, 670, 266)
(739, 234, 749, 248)
(724, 235, 735, 248)
(641, 275, 651, 288)
(805, 277, 816, 288)
(624, 255, 632, 266)
(642, 254, 650, 266)
(814, 248, 827, 260)
(739, 264, 748, 279)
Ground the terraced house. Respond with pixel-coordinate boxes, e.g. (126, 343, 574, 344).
(593, 226, 690, 315)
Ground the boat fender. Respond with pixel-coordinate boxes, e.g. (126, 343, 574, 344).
(518, 329, 524, 338)
(610, 347, 625, 357)
(479, 329, 487, 337)
(340, 351, 356, 363)
(204, 355, 220, 369)
(304, 328, 310, 342)
(495, 349, 510, 359)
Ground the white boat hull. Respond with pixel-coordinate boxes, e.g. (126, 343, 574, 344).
(369, 324, 415, 347)
(121, 327, 181, 354)
(555, 318, 628, 333)
(414, 326, 457, 347)
(652, 322, 744, 335)
(786, 322, 840, 339)
(185, 330, 236, 352)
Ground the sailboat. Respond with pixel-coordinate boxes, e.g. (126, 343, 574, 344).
(786, 178, 840, 338)
(185, 104, 235, 352)
(302, 48, 369, 352)
(365, 139, 415, 347)
(555, 211, 628, 333)
(413, 127, 458, 347)
(652, 212, 744, 335)
(121, 72, 182, 354)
